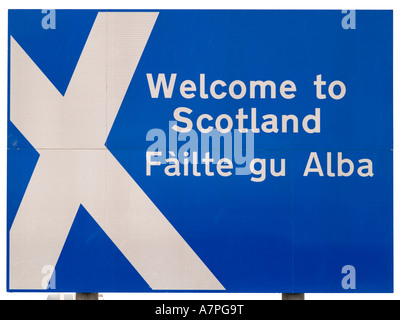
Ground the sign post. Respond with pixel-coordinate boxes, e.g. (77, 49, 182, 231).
(76, 293, 99, 301)
(282, 294, 305, 300)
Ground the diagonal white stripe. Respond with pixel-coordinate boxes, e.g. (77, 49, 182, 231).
(10, 37, 64, 150)
(87, 151, 224, 290)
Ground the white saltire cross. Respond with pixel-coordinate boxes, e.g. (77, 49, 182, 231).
(9, 12, 224, 291)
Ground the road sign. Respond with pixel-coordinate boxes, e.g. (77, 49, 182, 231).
(7, 9, 393, 293)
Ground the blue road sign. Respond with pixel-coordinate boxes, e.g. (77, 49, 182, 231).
(7, 10, 393, 293)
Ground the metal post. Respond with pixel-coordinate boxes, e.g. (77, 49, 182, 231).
(76, 293, 99, 300)
(282, 293, 305, 300)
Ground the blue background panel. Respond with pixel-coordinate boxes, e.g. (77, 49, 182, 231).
(292, 150, 393, 292)
(7, 10, 392, 293)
